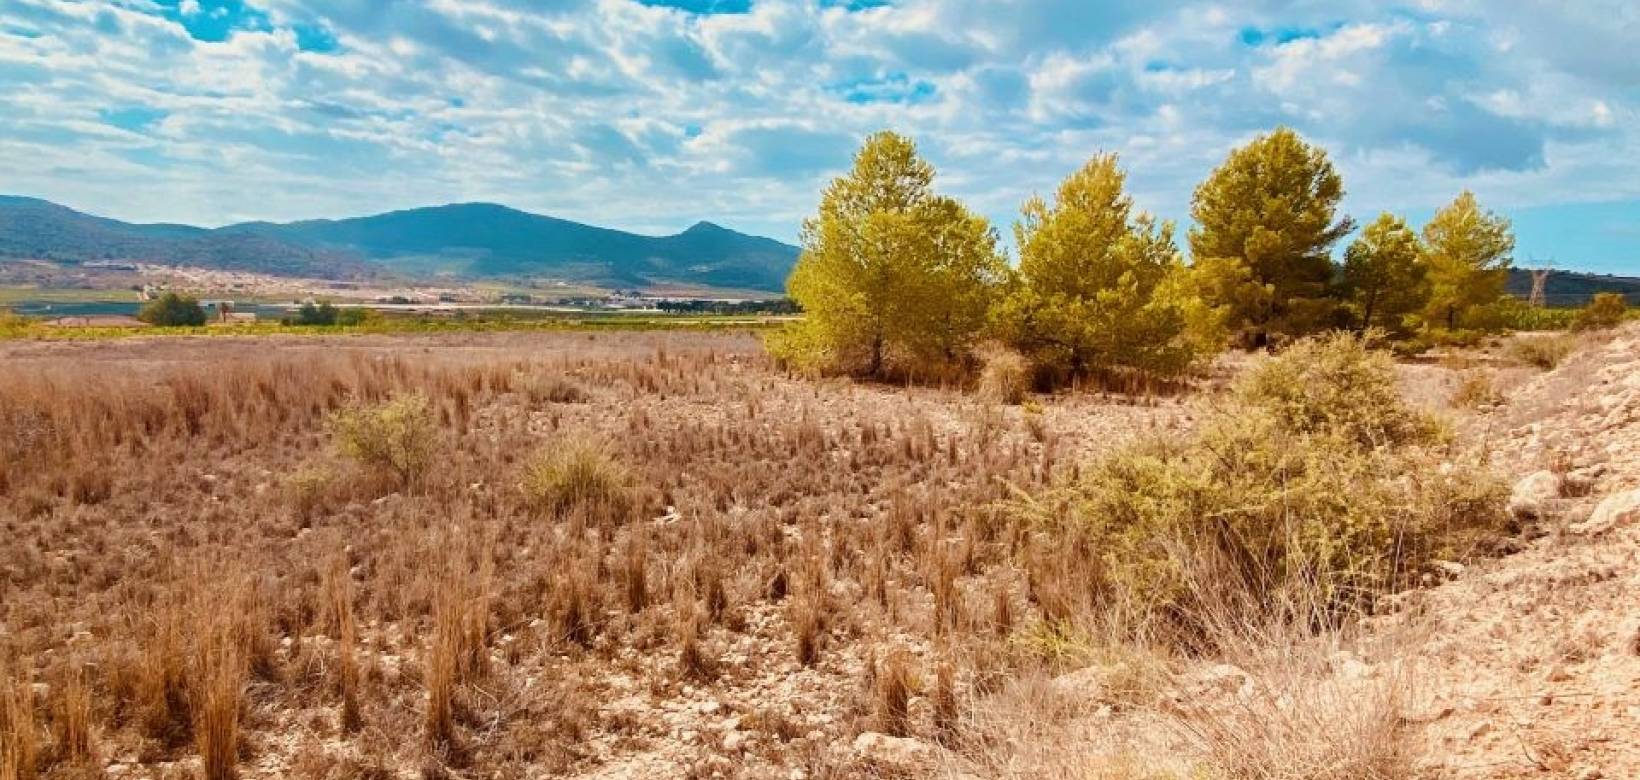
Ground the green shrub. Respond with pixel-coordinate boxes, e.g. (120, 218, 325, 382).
(1234, 331, 1438, 448)
(335, 307, 377, 326)
(1486, 297, 1577, 331)
(291, 302, 338, 326)
(1021, 333, 1507, 639)
(1572, 293, 1629, 332)
(284, 465, 335, 522)
(329, 394, 438, 487)
(138, 293, 207, 327)
(520, 441, 633, 521)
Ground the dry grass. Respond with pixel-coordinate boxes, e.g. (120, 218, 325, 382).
(977, 346, 1032, 405)
(1, 664, 39, 780)
(0, 330, 1484, 779)
(1508, 333, 1579, 369)
(1451, 370, 1505, 408)
(518, 440, 635, 524)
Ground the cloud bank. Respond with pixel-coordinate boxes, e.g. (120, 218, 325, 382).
(1, 0, 1635, 270)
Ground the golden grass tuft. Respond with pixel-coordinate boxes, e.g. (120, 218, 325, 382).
(519, 440, 634, 523)
(48, 665, 93, 769)
(1, 664, 39, 780)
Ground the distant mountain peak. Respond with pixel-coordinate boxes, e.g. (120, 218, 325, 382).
(683, 220, 727, 234)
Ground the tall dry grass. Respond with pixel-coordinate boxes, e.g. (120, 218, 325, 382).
(0, 330, 1495, 778)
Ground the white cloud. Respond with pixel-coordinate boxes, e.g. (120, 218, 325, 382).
(0, 0, 1633, 261)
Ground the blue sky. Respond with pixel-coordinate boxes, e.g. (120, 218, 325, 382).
(0, 0, 1636, 273)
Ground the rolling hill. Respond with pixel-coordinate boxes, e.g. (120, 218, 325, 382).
(1506, 268, 1640, 305)
(0, 196, 801, 292)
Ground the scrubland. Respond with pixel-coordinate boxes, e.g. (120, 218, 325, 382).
(1, 326, 1637, 780)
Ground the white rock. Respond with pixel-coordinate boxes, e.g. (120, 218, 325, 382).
(723, 731, 749, 753)
(853, 732, 936, 771)
(1508, 470, 1562, 520)
(1570, 490, 1640, 536)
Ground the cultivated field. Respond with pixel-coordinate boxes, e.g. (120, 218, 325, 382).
(2, 328, 1638, 780)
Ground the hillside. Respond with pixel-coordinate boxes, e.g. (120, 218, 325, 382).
(0, 196, 800, 292)
(0, 195, 363, 279)
(1507, 267, 1640, 305)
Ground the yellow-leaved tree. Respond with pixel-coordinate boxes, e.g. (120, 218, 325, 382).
(992, 152, 1221, 383)
(1340, 212, 1429, 334)
(1421, 190, 1514, 331)
(770, 131, 1005, 378)
(1188, 127, 1353, 346)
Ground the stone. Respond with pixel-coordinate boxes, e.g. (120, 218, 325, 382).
(853, 732, 936, 772)
(1049, 663, 1114, 702)
(1508, 470, 1562, 521)
(1569, 490, 1640, 536)
(722, 731, 749, 753)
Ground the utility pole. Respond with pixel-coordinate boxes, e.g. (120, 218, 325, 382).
(1526, 256, 1555, 308)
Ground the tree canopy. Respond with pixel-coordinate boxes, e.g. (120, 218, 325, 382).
(1188, 127, 1353, 344)
(1421, 190, 1514, 330)
(137, 292, 207, 327)
(1340, 212, 1429, 334)
(774, 131, 1005, 378)
(994, 153, 1218, 381)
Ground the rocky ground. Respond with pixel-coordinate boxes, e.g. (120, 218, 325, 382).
(924, 324, 1640, 780)
(1405, 325, 1640, 779)
(5, 327, 1635, 780)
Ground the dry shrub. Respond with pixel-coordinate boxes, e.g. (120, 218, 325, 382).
(425, 543, 495, 753)
(619, 531, 648, 614)
(330, 393, 438, 488)
(790, 597, 824, 667)
(1449, 371, 1503, 409)
(426, 592, 460, 752)
(676, 607, 718, 683)
(942, 668, 1185, 780)
(549, 569, 599, 648)
(930, 661, 959, 740)
(1020, 332, 1508, 642)
(1571, 292, 1628, 332)
(195, 637, 242, 780)
(977, 347, 1031, 405)
(519, 441, 633, 522)
(1508, 333, 1578, 369)
(517, 372, 590, 405)
(133, 605, 193, 748)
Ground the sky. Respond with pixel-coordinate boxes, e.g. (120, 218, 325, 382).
(1, 0, 1636, 273)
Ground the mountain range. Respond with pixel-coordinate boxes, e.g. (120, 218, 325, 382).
(0, 196, 800, 292)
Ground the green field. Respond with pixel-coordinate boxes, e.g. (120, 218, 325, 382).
(0, 308, 792, 342)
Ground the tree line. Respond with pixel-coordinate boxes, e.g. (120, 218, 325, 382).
(770, 128, 1530, 385)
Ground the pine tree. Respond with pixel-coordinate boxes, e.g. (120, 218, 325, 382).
(1421, 191, 1514, 330)
(1340, 212, 1429, 334)
(994, 153, 1218, 381)
(773, 131, 1005, 377)
(1188, 127, 1353, 345)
